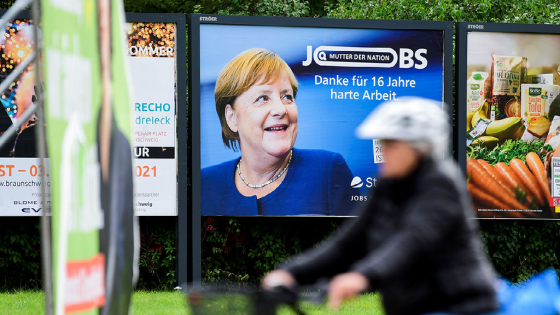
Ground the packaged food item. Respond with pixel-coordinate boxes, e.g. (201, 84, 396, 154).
(527, 74, 557, 85)
(467, 72, 490, 113)
(490, 53, 527, 120)
(521, 129, 540, 142)
(545, 116, 560, 150)
(527, 116, 552, 138)
(521, 84, 559, 120)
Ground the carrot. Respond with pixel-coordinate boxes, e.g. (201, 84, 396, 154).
(494, 162, 529, 194)
(494, 162, 537, 206)
(468, 183, 522, 218)
(467, 159, 527, 210)
(509, 158, 545, 207)
(476, 159, 515, 198)
(526, 152, 551, 204)
(467, 183, 509, 209)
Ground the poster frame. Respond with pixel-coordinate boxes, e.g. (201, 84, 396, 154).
(0, 9, 190, 287)
(189, 13, 453, 281)
(456, 21, 560, 220)
(0, 12, 188, 219)
(125, 12, 189, 283)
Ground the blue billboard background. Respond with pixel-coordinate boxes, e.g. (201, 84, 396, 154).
(200, 24, 444, 199)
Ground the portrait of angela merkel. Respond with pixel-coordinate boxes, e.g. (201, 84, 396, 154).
(202, 48, 356, 216)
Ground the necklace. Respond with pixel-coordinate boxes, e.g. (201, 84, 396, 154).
(237, 150, 292, 188)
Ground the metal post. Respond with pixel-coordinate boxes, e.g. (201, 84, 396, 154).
(175, 14, 189, 287)
(0, 50, 36, 149)
(31, 1, 53, 314)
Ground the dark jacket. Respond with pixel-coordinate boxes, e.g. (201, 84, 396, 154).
(282, 158, 499, 315)
(201, 148, 356, 216)
(98, 114, 136, 315)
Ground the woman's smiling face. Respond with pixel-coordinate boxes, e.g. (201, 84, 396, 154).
(226, 72, 298, 158)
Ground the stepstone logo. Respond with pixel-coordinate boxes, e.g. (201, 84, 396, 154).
(351, 176, 378, 189)
(351, 176, 363, 188)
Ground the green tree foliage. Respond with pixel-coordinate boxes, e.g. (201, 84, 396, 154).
(124, 0, 339, 17)
(0, 219, 42, 291)
(136, 218, 178, 290)
(327, 0, 560, 24)
(480, 221, 560, 283)
(201, 217, 339, 283)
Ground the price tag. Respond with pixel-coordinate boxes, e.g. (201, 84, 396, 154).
(551, 157, 560, 211)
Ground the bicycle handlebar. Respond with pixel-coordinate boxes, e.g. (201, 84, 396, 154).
(183, 281, 329, 315)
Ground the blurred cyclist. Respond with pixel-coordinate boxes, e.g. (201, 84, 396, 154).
(263, 97, 499, 315)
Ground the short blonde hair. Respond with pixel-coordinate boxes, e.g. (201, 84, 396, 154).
(215, 48, 298, 150)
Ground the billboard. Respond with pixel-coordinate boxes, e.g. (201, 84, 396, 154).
(457, 22, 560, 219)
(126, 21, 179, 216)
(190, 15, 452, 217)
(0, 18, 52, 216)
(0, 15, 186, 217)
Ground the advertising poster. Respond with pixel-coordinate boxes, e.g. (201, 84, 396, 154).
(0, 18, 180, 217)
(463, 26, 560, 219)
(196, 18, 447, 216)
(126, 22, 178, 216)
(43, 0, 136, 313)
(0, 19, 51, 216)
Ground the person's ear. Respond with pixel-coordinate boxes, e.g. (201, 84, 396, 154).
(225, 104, 238, 133)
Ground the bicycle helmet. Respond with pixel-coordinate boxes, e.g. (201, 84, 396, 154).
(355, 97, 450, 160)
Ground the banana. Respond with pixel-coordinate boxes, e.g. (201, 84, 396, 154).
(479, 101, 489, 116)
(470, 136, 499, 149)
(471, 110, 488, 129)
(467, 111, 476, 131)
(485, 117, 524, 141)
(468, 100, 490, 129)
(512, 124, 525, 140)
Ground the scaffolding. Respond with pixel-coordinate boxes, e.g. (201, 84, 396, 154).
(0, 0, 52, 314)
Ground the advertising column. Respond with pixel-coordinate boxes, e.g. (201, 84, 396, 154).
(127, 22, 177, 216)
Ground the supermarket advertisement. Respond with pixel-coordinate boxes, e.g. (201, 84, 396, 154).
(197, 23, 446, 216)
(127, 22, 178, 216)
(465, 30, 560, 219)
(0, 19, 51, 216)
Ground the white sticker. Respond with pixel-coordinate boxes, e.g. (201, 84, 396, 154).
(373, 139, 385, 164)
(551, 157, 560, 197)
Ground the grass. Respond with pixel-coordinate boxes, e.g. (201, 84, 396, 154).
(131, 291, 188, 315)
(0, 290, 44, 315)
(0, 290, 385, 315)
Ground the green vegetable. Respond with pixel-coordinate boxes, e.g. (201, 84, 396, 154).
(467, 139, 552, 165)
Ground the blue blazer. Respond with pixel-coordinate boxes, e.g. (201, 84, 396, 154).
(201, 148, 357, 216)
